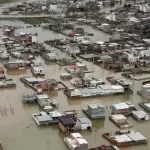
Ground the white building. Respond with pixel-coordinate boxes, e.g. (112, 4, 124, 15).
(132, 110, 150, 121)
(64, 133, 88, 150)
(141, 84, 150, 99)
(77, 117, 92, 130)
(111, 102, 135, 114)
(31, 66, 45, 76)
(111, 85, 124, 93)
(83, 103, 105, 119)
(80, 70, 93, 80)
(110, 114, 132, 128)
(31, 59, 43, 67)
(98, 84, 114, 95)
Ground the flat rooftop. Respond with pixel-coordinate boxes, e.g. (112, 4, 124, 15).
(127, 132, 147, 141)
(49, 111, 62, 118)
(71, 133, 82, 139)
(132, 111, 149, 119)
(113, 131, 147, 143)
(36, 115, 53, 122)
(113, 103, 129, 109)
(78, 117, 91, 124)
(112, 114, 127, 120)
(36, 93, 49, 99)
(88, 103, 105, 109)
(59, 116, 75, 126)
(113, 134, 132, 143)
(98, 84, 113, 90)
(144, 103, 150, 108)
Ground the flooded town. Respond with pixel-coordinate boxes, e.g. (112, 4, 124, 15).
(0, 0, 150, 150)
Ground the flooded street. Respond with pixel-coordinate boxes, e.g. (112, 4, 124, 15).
(0, 13, 149, 150)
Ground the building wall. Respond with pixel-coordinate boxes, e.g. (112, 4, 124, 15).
(112, 106, 129, 114)
(141, 88, 150, 99)
(59, 122, 66, 132)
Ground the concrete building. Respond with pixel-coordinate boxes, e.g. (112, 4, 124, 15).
(77, 117, 92, 130)
(111, 102, 135, 115)
(132, 110, 150, 121)
(83, 103, 105, 119)
(59, 116, 76, 133)
(42, 52, 57, 61)
(64, 133, 88, 150)
(98, 84, 114, 95)
(141, 84, 150, 99)
(110, 114, 132, 128)
(139, 102, 150, 112)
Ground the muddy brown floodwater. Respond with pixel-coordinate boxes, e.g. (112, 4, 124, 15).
(0, 24, 149, 150)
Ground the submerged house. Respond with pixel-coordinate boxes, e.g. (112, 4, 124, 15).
(77, 117, 92, 130)
(56, 57, 77, 66)
(65, 65, 80, 74)
(64, 110, 77, 122)
(63, 44, 80, 54)
(70, 78, 83, 87)
(83, 103, 105, 119)
(32, 111, 62, 126)
(109, 114, 132, 128)
(140, 84, 150, 100)
(21, 77, 58, 91)
(102, 130, 147, 147)
(14, 32, 37, 44)
(60, 73, 72, 80)
(31, 59, 43, 67)
(42, 52, 57, 61)
(31, 66, 45, 76)
(64, 132, 119, 150)
(139, 102, 150, 112)
(64, 133, 88, 150)
(98, 84, 114, 95)
(59, 116, 76, 133)
(111, 102, 136, 115)
(131, 110, 150, 121)
(36, 92, 59, 110)
(38, 79, 58, 90)
(5, 60, 27, 70)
